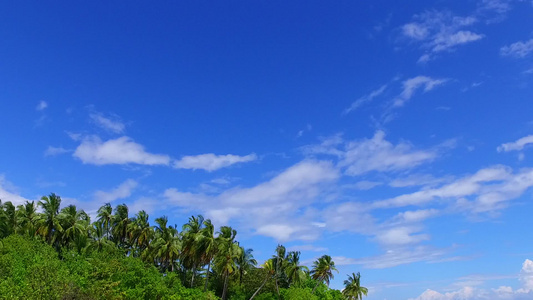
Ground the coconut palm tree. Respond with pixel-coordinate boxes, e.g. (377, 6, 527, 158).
(87, 221, 115, 252)
(151, 216, 181, 272)
(343, 272, 368, 300)
(37, 193, 63, 245)
(128, 210, 152, 257)
(249, 259, 276, 300)
(59, 205, 90, 251)
(0, 200, 7, 238)
(181, 215, 204, 287)
(285, 251, 308, 287)
(1, 201, 17, 237)
(96, 203, 113, 239)
(197, 219, 218, 292)
(111, 204, 130, 248)
(311, 255, 338, 293)
(214, 226, 238, 300)
(271, 244, 288, 296)
(16, 201, 38, 237)
(236, 245, 257, 285)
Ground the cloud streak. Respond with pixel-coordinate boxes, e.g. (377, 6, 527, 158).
(173, 153, 257, 172)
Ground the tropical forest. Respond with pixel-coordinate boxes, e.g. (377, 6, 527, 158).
(0, 194, 368, 299)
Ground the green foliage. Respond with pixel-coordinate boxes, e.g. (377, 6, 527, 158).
(0, 235, 77, 299)
(0, 195, 361, 299)
(281, 287, 318, 300)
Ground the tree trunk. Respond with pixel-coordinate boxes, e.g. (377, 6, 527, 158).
(204, 261, 211, 292)
(221, 271, 229, 300)
(312, 281, 320, 294)
(249, 275, 270, 300)
(190, 263, 196, 288)
(275, 279, 280, 299)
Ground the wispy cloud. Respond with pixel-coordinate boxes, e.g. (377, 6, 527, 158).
(497, 135, 533, 152)
(90, 112, 126, 134)
(340, 131, 438, 176)
(287, 244, 328, 252)
(333, 246, 458, 269)
(393, 76, 448, 107)
(44, 146, 70, 157)
(163, 160, 339, 241)
(501, 39, 533, 58)
(401, 10, 483, 62)
(0, 175, 32, 206)
(372, 165, 533, 213)
(304, 131, 439, 176)
(409, 259, 533, 300)
(35, 101, 48, 111)
(173, 153, 257, 172)
(344, 85, 387, 114)
(94, 179, 138, 203)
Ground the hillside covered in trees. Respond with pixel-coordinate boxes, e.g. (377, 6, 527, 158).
(0, 193, 368, 300)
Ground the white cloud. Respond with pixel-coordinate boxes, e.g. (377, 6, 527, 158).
(401, 10, 483, 59)
(498, 135, 533, 152)
(0, 175, 31, 206)
(375, 226, 430, 246)
(344, 85, 387, 114)
(389, 174, 450, 188)
(394, 76, 448, 107)
(73, 136, 170, 166)
(409, 259, 533, 300)
(393, 209, 440, 223)
(349, 180, 383, 190)
(501, 39, 533, 58)
(520, 259, 533, 291)
(89, 112, 126, 134)
(173, 153, 257, 172)
(478, 0, 513, 16)
(373, 165, 533, 213)
(432, 30, 484, 52)
(164, 160, 339, 241)
(333, 246, 456, 269)
(94, 179, 138, 203)
(36, 101, 48, 111)
(44, 146, 70, 157)
(287, 244, 328, 252)
(340, 131, 437, 176)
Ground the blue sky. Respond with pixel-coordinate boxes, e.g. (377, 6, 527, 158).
(1, 0, 533, 299)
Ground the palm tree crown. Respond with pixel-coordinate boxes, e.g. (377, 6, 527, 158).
(343, 272, 368, 300)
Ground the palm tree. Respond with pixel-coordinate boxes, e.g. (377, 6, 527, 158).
(128, 210, 152, 257)
(197, 219, 218, 292)
(311, 255, 338, 293)
(285, 251, 308, 287)
(214, 226, 238, 300)
(181, 215, 204, 287)
(87, 221, 115, 252)
(59, 205, 90, 251)
(343, 272, 368, 300)
(271, 244, 288, 296)
(1, 201, 17, 237)
(249, 259, 276, 300)
(236, 245, 257, 285)
(151, 216, 181, 272)
(96, 203, 113, 239)
(16, 201, 38, 237)
(0, 200, 7, 238)
(37, 193, 63, 245)
(111, 204, 130, 248)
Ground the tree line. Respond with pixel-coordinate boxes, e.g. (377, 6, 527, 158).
(0, 193, 368, 300)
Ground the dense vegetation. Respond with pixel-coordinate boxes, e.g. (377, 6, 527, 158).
(0, 193, 368, 299)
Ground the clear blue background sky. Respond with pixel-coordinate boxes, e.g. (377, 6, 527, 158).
(1, 1, 533, 299)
